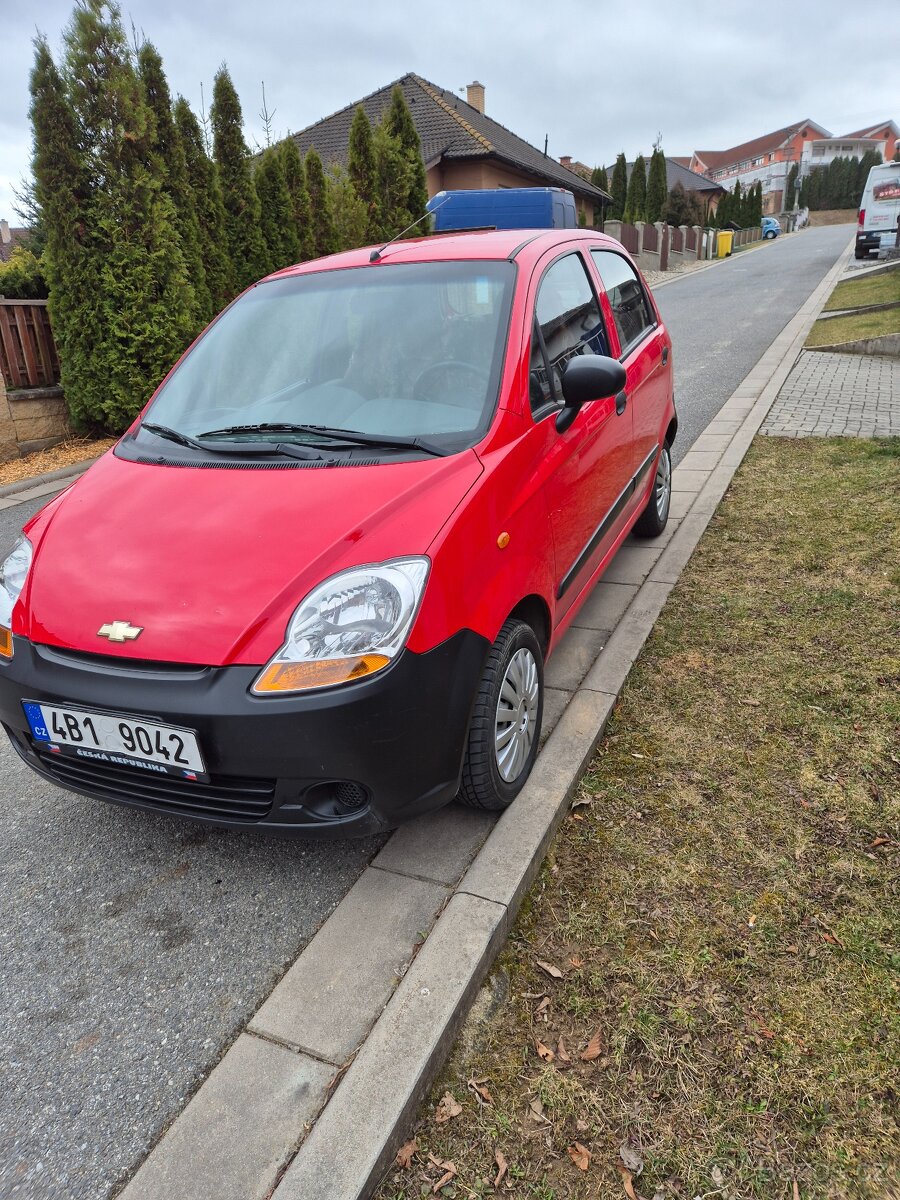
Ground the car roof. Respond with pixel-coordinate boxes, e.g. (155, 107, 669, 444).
(264, 228, 623, 281)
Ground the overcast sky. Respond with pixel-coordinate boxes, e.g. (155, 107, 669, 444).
(1, 0, 897, 221)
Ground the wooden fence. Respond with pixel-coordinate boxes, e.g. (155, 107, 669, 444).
(0, 300, 60, 391)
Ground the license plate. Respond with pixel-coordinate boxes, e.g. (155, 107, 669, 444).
(22, 700, 207, 780)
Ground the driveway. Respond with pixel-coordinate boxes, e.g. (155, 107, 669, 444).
(0, 223, 852, 1200)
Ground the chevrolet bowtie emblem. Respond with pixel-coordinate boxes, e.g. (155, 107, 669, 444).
(97, 621, 143, 643)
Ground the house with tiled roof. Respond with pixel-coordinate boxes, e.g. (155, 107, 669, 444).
(288, 75, 610, 225)
(689, 120, 830, 214)
(613, 158, 724, 221)
(0, 220, 31, 264)
(842, 120, 898, 161)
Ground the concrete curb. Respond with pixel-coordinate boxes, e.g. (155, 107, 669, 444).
(114, 236, 854, 1200)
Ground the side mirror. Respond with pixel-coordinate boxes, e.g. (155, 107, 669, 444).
(556, 355, 626, 433)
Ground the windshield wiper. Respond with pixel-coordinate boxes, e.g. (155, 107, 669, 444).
(140, 421, 324, 460)
(197, 423, 447, 457)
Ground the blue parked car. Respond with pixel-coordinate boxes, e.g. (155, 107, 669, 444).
(761, 216, 781, 239)
(426, 187, 577, 232)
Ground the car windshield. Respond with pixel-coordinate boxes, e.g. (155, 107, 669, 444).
(144, 260, 515, 454)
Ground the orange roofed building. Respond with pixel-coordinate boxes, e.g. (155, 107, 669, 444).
(688, 119, 898, 214)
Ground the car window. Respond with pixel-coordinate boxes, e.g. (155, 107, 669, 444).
(590, 249, 656, 356)
(143, 261, 515, 453)
(530, 253, 607, 416)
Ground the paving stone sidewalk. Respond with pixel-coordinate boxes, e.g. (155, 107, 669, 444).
(760, 349, 900, 437)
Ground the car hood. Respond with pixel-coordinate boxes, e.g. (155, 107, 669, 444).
(19, 450, 482, 666)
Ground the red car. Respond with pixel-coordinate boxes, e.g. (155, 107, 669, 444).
(0, 229, 675, 836)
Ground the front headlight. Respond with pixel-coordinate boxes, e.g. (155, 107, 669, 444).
(0, 536, 32, 659)
(252, 557, 430, 694)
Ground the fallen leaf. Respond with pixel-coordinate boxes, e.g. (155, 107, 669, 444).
(557, 1036, 572, 1063)
(748, 914, 757, 927)
(792, 1181, 800, 1200)
(534, 995, 551, 1017)
(619, 1141, 644, 1174)
(821, 931, 844, 948)
(580, 1029, 603, 1061)
(576, 1117, 589, 1132)
(568, 1142, 591, 1171)
(528, 1097, 548, 1122)
(618, 1165, 638, 1198)
(395, 1139, 417, 1169)
(494, 1149, 508, 1188)
(785, 944, 799, 954)
(631, 752, 645, 759)
(72, 1032, 101, 1056)
(535, 1039, 555, 1063)
(870, 837, 890, 848)
(432, 1161, 457, 1193)
(739, 698, 761, 707)
(536, 959, 563, 979)
(467, 1077, 493, 1105)
(569, 955, 584, 968)
(570, 796, 592, 810)
(434, 1092, 462, 1123)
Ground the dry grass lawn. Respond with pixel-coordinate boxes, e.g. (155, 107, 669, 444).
(377, 437, 900, 1200)
(824, 270, 900, 313)
(806, 307, 900, 347)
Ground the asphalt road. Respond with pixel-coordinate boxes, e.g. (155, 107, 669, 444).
(0, 223, 852, 1200)
(656, 223, 853, 465)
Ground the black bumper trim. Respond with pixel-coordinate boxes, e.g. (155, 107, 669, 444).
(0, 629, 491, 837)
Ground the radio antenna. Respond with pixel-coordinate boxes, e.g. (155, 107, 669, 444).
(369, 195, 452, 262)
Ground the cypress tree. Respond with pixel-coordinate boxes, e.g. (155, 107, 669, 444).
(610, 153, 627, 220)
(29, 36, 93, 426)
(255, 147, 302, 273)
(327, 165, 369, 252)
(732, 180, 743, 226)
(646, 147, 668, 223)
(43, 1, 194, 432)
(374, 120, 412, 238)
(138, 42, 210, 327)
(384, 85, 429, 225)
(348, 106, 380, 241)
(174, 96, 234, 310)
(591, 165, 609, 193)
(211, 65, 267, 291)
(278, 137, 314, 260)
(305, 147, 336, 257)
(624, 154, 647, 224)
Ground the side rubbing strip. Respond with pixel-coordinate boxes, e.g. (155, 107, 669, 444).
(557, 444, 659, 599)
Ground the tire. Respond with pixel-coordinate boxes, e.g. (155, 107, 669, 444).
(458, 618, 543, 811)
(764, 230, 776, 239)
(633, 442, 672, 539)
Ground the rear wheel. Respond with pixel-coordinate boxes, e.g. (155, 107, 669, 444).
(633, 442, 672, 539)
(458, 619, 543, 811)
(764, 230, 776, 239)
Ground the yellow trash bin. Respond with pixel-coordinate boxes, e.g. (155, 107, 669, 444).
(717, 230, 734, 257)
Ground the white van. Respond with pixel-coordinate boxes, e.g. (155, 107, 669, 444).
(856, 161, 900, 259)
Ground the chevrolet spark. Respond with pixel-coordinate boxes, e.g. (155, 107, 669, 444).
(0, 229, 675, 836)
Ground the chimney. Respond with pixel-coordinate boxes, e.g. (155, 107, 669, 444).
(466, 81, 485, 114)
(559, 155, 572, 168)
(0, 220, 10, 245)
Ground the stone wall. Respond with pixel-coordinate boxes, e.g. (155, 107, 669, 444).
(0, 373, 70, 460)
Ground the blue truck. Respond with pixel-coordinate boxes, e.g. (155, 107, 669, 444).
(426, 187, 577, 232)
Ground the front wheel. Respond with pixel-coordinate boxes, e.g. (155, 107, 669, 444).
(633, 442, 672, 538)
(458, 619, 543, 811)
(764, 230, 776, 239)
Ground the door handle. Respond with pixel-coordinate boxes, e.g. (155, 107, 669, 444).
(615, 390, 627, 415)
(662, 346, 669, 365)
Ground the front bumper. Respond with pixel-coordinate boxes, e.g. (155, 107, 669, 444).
(0, 631, 490, 837)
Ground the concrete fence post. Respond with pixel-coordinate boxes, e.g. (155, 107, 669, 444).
(604, 219, 623, 243)
(656, 222, 669, 271)
(692, 225, 703, 260)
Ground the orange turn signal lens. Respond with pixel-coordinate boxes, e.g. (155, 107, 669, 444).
(252, 654, 391, 694)
(0, 625, 12, 659)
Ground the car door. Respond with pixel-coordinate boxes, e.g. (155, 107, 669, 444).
(527, 250, 636, 618)
(588, 248, 670, 484)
